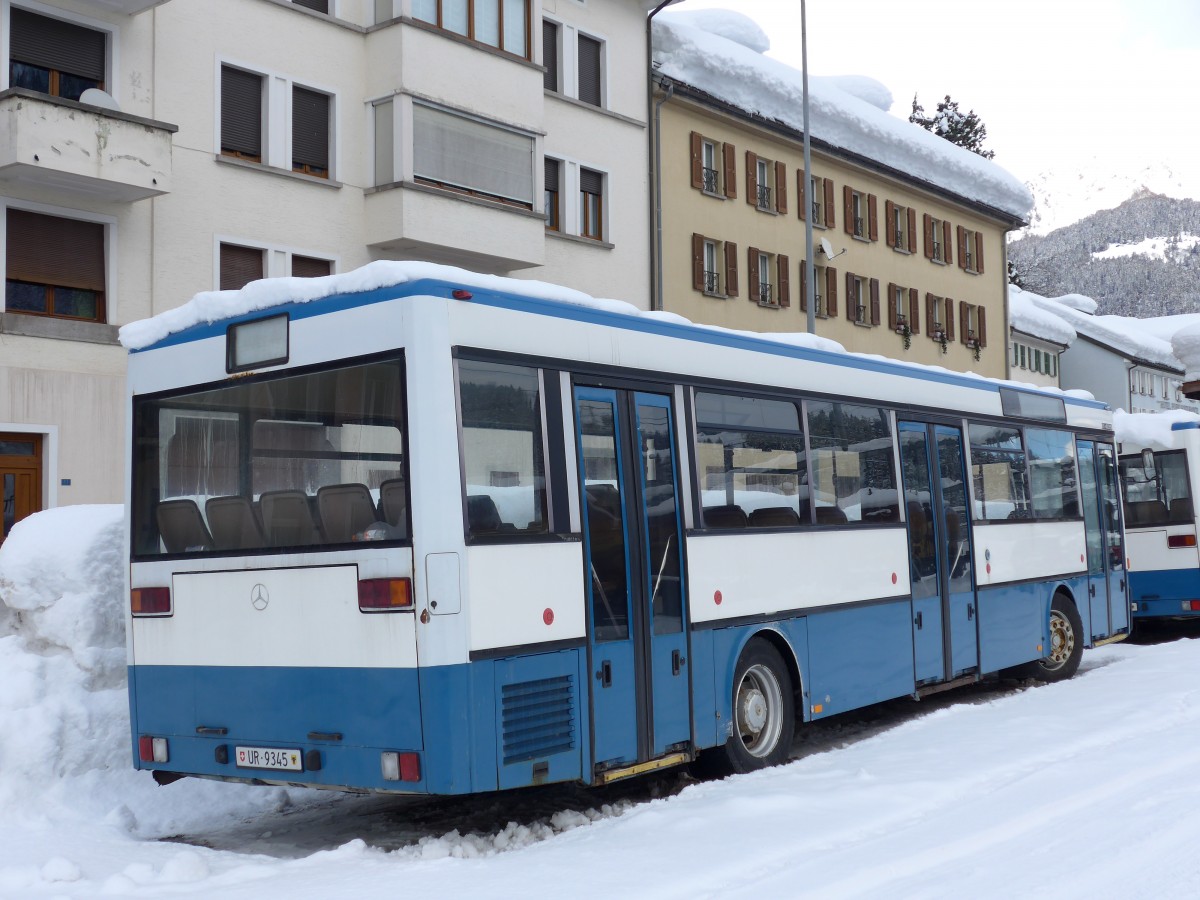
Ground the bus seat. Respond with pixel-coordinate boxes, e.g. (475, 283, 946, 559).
(260, 490, 322, 546)
(467, 494, 504, 533)
(206, 496, 266, 550)
(815, 505, 848, 525)
(317, 483, 378, 543)
(748, 506, 801, 527)
(703, 504, 748, 529)
(156, 499, 213, 553)
(1126, 500, 1166, 526)
(1170, 498, 1194, 523)
(379, 478, 408, 534)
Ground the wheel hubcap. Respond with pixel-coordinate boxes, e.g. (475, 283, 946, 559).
(1043, 610, 1075, 669)
(736, 663, 784, 758)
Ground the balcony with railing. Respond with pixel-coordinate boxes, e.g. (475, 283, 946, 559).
(703, 269, 720, 295)
(757, 281, 775, 307)
(756, 184, 772, 210)
(701, 166, 719, 194)
(0, 88, 175, 202)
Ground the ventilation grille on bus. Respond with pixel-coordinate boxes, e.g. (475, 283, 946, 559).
(501, 675, 575, 765)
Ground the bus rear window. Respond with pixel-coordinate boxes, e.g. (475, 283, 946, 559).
(131, 356, 408, 557)
(1121, 450, 1193, 527)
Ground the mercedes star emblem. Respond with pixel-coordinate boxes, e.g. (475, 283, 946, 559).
(251, 583, 269, 611)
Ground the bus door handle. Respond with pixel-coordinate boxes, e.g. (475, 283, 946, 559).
(967, 604, 974, 620)
(1089, 583, 1096, 597)
(914, 611, 923, 630)
(672, 649, 686, 676)
(597, 660, 612, 688)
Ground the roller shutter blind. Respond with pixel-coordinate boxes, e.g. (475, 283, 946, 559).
(220, 244, 264, 291)
(413, 104, 534, 205)
(291, 0, 329, 11)
(292, 86, 331, 174)
(292, 255, 332, 278)
(6, 209, 104, 291)
(221, 66, 263, 159)
(578, 35, 601, 106)
(542, 21, 559, 92)
(10, 8, 106, 82)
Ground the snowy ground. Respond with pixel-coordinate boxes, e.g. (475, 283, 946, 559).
(3, 507, 1199, 899)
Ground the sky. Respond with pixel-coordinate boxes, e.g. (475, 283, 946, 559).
(676, 0, 1200, 194)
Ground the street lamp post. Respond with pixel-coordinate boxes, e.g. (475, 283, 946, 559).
(802, 0, 816, 334)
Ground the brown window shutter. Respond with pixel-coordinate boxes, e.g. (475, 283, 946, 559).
(778, 254, 790, 307)
(923, 214, 934, 259)
(797, 170, 806, 221)
(220, 243, 264, 291)
(221, 66, 263, 159)
(843, 185, 854, 235)
(978, 306, 988, 346)
(799, 263, 807, 312)
(957, 226, 967, 270)
(960, 300, 969, 343)
(868, 194, 878, 242)
(690, 132, 703, 190)
(926, 293, 936, 335)
(692, 233, 705, 291)
(907, 208, 918, 253)
(748, 247, 761, 302)
(826, 267, 838, 317)
(845, 271, 856, 320)
(909, 288, 920, 334)
(724, 241, 739, 297)
(869, 279, 880, 326)
(975, 232, 985, 274)
(7, 209, 105, 292)
(824, 179, 836, 228)
(885, 200, 895, 247)
(291, 255, 331, 278)
(745, 151, 758, 206)
(887, 283, 898, 330)
(943, 221, 953, 263)
(775, 160, 788, 214)
(723, 143, 737, 199)
(944, 297, 955, 341)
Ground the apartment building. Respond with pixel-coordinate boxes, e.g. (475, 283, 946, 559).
(0, 0, 651, 534)
(652, 13, 1029, 380)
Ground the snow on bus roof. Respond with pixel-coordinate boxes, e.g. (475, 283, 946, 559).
(652, 10, 1033, 222)
(1114, 409, 1200, 450)
(119, 259, 1097, 405)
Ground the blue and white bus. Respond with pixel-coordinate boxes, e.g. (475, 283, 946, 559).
(1119, 416, 1200, 624)
(125, 264, 1128, 794)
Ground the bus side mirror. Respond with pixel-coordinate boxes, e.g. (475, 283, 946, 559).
(1141, 448, 1157, 478)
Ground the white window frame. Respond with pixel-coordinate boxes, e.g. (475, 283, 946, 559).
(756, 157, 772, 210)
(701, 138, 719, 195)
(1, 1, 118, 101)
(813, 263, 827, 316)
(892, 203, 908, 250)
(703, 239, 719, 295)
(215, 57, 339, 181)
(851, 191, 866, 238)
(963, 227, 978, 271)
(756, 250, 772, 305)
(544, 18, 608, 110)
(851, 275, 866, 324)
(930, 216, 945, 262)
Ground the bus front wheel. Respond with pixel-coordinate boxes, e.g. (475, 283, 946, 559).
(1015, 593, 1083, 683)
(705, 639, 795, 775)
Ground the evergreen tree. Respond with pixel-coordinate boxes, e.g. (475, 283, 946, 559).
(910, 94, 996, 160)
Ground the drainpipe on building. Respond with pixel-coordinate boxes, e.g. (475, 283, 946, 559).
(647, 0, 676, 312)
(1001, 234, 1013, 381)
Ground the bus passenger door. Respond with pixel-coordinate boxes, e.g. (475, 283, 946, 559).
(1097, 444, 1129, 634)
(899, 422, 978, 682)
(574, 387, 690, 772)
(1077, 441, 1110, 637)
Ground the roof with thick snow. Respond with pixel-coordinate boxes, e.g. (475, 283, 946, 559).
(652, 10, 1033, 223)
(1007, 287, 1076, 346)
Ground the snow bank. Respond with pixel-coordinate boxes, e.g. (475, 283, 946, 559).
(1113, 409, 1200, 450)
(653, 12, 1032, 220)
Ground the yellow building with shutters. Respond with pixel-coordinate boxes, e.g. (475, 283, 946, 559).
(652, 14, 1031, 379)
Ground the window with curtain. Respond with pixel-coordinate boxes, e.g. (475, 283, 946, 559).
(413, 104, 534, 207)
(5, 209, 105, 322)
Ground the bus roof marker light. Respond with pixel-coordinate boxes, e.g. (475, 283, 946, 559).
(452, 289, 473, 300)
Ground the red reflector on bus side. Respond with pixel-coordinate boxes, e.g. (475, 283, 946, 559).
(358, 578, 413, 612)
(399, 752, 421, 782)
(131, 587, 171, 616)
(1168, 534, 1198, 549)
(1184, 601, 1200, 612)
(138, 735, 154, 762)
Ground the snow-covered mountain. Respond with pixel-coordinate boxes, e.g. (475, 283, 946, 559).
(1023, 160, 1200, 236)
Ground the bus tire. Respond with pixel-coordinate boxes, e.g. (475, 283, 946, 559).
(706, 639, 795, 775)
(1016, 593, 1083, 683)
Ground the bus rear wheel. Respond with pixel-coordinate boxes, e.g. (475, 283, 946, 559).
(1015, 593, 1083, 683)
(705, 639, 795, 775)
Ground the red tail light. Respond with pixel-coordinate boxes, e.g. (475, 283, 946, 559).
(358, 578, 413, 612)
(131, 587, 171, 617)
(138, 735, 169, 763)
(1168, 534, 1197, 549)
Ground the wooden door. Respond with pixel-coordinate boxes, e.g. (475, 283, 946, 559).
(0, 434, 42, 545)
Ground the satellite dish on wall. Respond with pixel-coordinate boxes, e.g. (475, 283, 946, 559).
(79, 88, 121, 112)
(819, 237, 834, 258)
